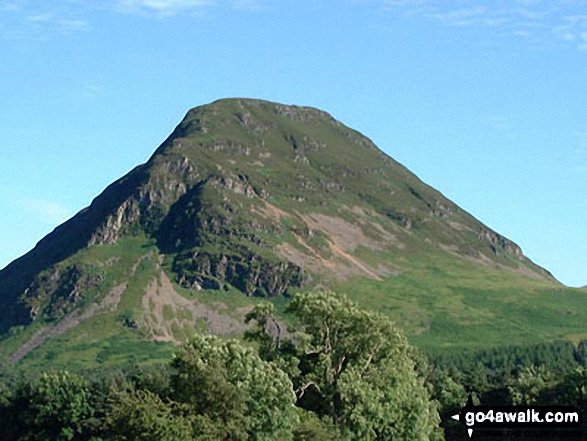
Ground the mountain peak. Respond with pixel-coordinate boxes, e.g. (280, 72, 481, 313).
(0, 99, 564, 363)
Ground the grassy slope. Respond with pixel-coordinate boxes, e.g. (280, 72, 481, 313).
(335, 253, 586, 354)
(2, 99, 585, 370)
(0, 235, 174, 370)
(2, 234, 585, 371)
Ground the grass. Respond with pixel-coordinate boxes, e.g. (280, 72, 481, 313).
(0, 235, 177, 370)
(162, 305, 175, 321)
(332, 249, 587, 354)
(3, 98, 586, 372)
(4, 234, 586, 372)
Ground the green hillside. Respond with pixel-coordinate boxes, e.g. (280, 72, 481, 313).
(0, 98, 585, 370)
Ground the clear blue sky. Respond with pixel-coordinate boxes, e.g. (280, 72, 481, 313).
(1, 0, 585, 287)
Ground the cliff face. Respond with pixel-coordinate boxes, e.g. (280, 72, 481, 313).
(0, 98, 554, 338)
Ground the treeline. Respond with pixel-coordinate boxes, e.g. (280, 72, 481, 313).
(1, 292, 587, 440)
(429, 340, 587, 440)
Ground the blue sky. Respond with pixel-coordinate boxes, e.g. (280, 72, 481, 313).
(0, 0, 586, 287)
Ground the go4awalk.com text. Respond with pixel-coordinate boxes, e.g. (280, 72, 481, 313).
(451, 395, 582, 438)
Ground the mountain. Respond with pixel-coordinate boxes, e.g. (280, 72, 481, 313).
(1, 98, 585, 369)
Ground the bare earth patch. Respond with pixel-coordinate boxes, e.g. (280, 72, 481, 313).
(140, 270, 251, 343)
(344, 205, 405, 248)
(252, 200, 290, 221)
(299, 213, 384, 251)
(256, 201, 402, 281)
(439, 243, 460, 253)
(275, 211, 400, 281)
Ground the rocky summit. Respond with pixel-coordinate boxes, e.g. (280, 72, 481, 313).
(0, 98, 582, 368)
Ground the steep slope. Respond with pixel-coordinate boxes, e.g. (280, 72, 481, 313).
(0, 98, 583, 367)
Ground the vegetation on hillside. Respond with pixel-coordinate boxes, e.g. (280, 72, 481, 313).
(0, 99, 564, 350)
(2, 291, 587, 440)
(0, 291, 440, 440)
(1, 99, 586, 439)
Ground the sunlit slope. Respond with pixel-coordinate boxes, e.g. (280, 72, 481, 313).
(0, 98, 583, 368)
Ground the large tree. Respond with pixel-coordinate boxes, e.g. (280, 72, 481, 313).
(106, 334, 298, 440)
(247, 291, 441, 440)
(3, 371, 96, 441)
(170, 334, 298, 440)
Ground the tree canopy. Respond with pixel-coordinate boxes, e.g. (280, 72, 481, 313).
(247, 290, 441, 440)
(0, 290, 448, 440)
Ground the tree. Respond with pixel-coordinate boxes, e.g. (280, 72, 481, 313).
(507, 365, 555, 405)
(247, 291, 441, 440)
(170, 334, 298, 440)
(551, 366, 587, 406)
(105, 388, 193, 441)
(429, 368, 467, 413)
(6, 371, 95, 441)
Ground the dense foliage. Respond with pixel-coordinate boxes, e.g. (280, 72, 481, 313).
(429, 340, 587, 440)
(2, 291, 587, 440)
(246, 291, 441, 440)
(0, 291, 439, 440)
